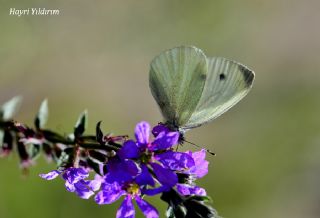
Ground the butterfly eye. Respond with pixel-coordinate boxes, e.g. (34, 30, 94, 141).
(219, 73, 226, 81)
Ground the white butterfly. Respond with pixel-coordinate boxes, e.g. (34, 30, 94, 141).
(149, 46, 254, 132)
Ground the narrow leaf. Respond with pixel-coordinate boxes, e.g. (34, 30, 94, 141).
(74, 110, 88, 137)
(87, 158, 103, 175)
(96, 121, 104, 144)
(1, 96, 22, 121)
(27, 144, 41, 159)
(42, 130, 72, 144)
(0, 130, 4, 147)
(17, 141, 29, 161)
(35, 99, 49, 130)
(88, 150, 108, 163)
(57, 148, 74, 170)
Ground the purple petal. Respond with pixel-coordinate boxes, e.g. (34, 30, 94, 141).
(62, 167, 89, 184)
(152, 124, 169, 137)
(95, 182, 125, 204)
(74, 181, 95, 199)
(151, 132, 179, 151)
(100, 180, 122, 193)
(188, 149, 209, 178)
(65, 180, 75, 192)
(95, 190, 124, 205)
(135, 121, 150, 145)
(86, 178, 102, 192)
(39, 170, 61, 180)
(176, 184, 207, 196)
(136, 164, 155, 187)
(150, 163, 178, 187)
(118, 140, 140, 159)
(92, 174, 105, 189)
(116, 195, 135, 218)
(142, 185, 170, 196)
(136, 196, 159, 218)
(106, 159, 141, 184)
(156, 151, 195, 171)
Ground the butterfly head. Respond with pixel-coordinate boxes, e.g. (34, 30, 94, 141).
(162, 121, 186, 143)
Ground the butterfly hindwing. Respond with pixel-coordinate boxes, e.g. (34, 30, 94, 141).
(184, 57, 254, 129)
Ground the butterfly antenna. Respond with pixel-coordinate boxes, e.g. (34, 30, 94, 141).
(183, 139, 216, 156)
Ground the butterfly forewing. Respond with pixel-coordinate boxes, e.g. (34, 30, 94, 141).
(149, 46, 208, 128)
(184, 57, 254, 129)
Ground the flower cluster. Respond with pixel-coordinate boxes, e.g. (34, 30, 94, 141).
(40, 121, 213, 218)
(0, 97, 217, 218)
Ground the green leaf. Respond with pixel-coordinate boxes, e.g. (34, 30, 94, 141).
(0, 96, 22, 121)
(57, 147, 74, 169)
(161, 189, 219, 218)
(96, 121, 104, 144)
(17, 141, 29, 161)
(87, 158, 103, 175)
(35, 99, 49, 130)
(184, 198, 217, 218)
(42, 143, 53, 158)
(189, 195, 212, 203)
(42, 130, 72, 144)
(27, 144, 41, 159)
(2, 131, 13, 151)
(166, 206, 177, 218)
(74, 110, 88, 137)
(0, 130, 4, 147)
(88, 150, 108, 163)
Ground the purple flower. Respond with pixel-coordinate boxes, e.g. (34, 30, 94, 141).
(39, 167, 100, 199)
(151, 123, 170, 137)
(95, 174, 159, 218)
(117, 122, 195, 189)
(97, 152, 170, 197)
(185, 149, 209, 178)
(94, 126, 187, 218)
(176, 183, 207, 196)
(105, 158, 141, 184)
(175, 149, 209, 196)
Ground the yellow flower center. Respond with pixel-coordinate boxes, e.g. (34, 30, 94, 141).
(126, 183, 140, 195)
(140, 150, 152, 164)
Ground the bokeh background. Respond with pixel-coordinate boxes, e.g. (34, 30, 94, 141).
(1, 0, 320, 217)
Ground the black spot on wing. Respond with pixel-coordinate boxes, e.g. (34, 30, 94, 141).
(219, 73, 226, 80)
(238, 64, 254, 88)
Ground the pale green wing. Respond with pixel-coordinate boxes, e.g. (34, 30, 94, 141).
(149, 46, 208, 127)
(184, 57, 254, 129)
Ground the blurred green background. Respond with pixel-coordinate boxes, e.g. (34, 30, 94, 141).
(1, 0, 320, 217)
